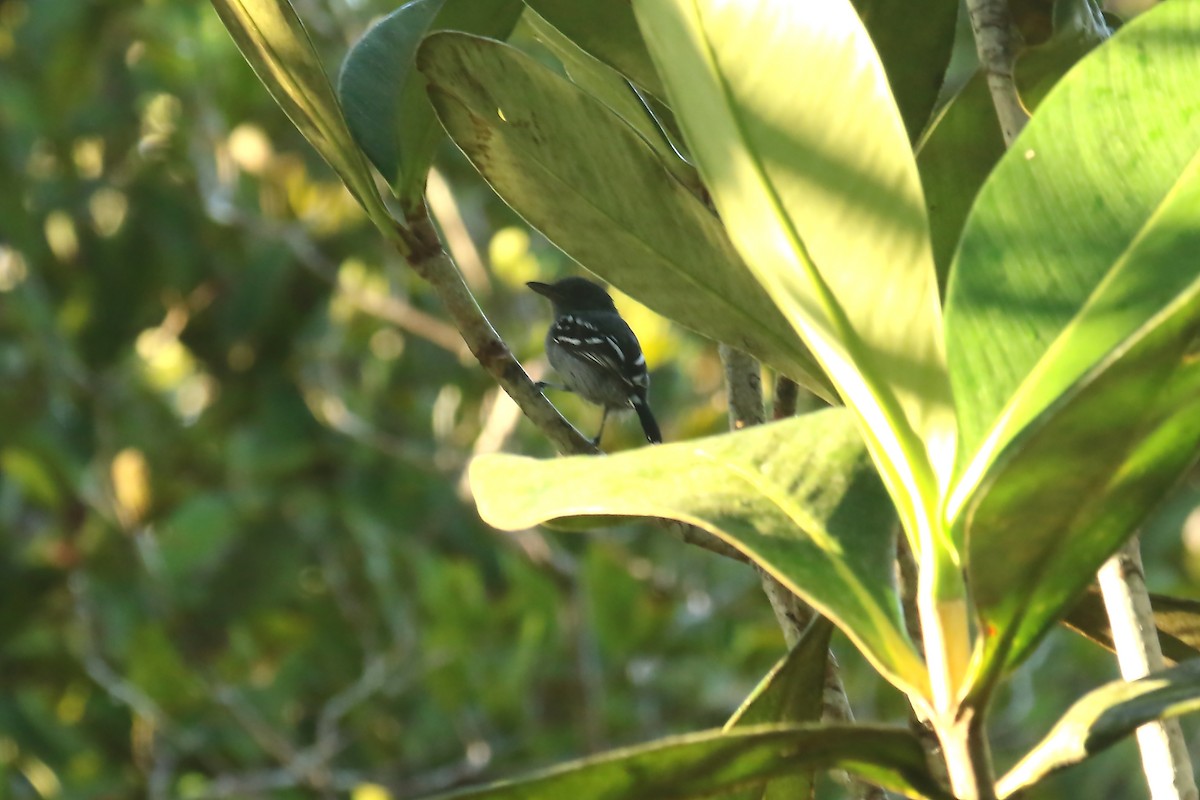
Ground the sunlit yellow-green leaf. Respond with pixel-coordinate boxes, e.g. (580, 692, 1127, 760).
(942, 0, 1200, 689)
(470, 410, 927, 699)
(633, 0, 955, 571)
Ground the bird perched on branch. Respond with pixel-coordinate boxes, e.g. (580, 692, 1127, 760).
(528, 277, 662, 445)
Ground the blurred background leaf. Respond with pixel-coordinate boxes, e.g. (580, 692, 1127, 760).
(0, 1, 1193, 799)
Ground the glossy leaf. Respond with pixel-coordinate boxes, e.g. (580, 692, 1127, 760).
(1064, 586, 1200, 665)
(523, 0, 665, 99)
(417, 33, 835, 400)
(416, 724, 949, 800)
(469, 410, 927, 699)
(997, 659, 1200, 798)
(633, 0, 955, 563)
(336, 0, 522, 208)
(942, 0, 1200, 684)
(209, 0, 394, 233)
(965, 278, 1200, 686)
(855, 0, 957, 141)
(722, 617, 834, 800)
(945, 0, 1200, 495)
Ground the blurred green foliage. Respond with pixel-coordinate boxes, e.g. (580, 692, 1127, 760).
(0, 1, 1196, 798)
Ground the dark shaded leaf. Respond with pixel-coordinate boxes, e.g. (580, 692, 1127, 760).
(523, 0, 665, 98)
(416, 724, 950, 800)
(1063, 586, 1200, 665)
(854, 0, 957, 141)
(722, 617, 834, 800)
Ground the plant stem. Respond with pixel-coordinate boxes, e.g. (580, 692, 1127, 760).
(1097, 539, 1199, 800)
(939, 707, 998, 800)
(964, 0, 1030, 146)
(772, 374, 800, 419)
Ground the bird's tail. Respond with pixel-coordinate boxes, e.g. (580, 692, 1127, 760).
(632, 394, 662, 444)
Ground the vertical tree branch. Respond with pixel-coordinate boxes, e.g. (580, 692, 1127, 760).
(719, 344, 885, 800)
(772, 374, 800, 420)
(965, 0, 1030, 145)
(1098, 539, 1199, 800)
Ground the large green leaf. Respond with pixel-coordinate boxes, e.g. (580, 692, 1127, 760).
(945, 0, 1200, 500)
(522, 0, 665, 99)
(526, 0, 956, 145)
(522, 7, 702, 197)
(997, 659, 1200, 798)
(414, 724, 949, 800)
(416, 33, 835, 401)
(855, 0, 957, 141)
(469, 410, 928, 699)
(336, 0, 522, 208)
(941, 0, 1200, 686)
(964, 279, 1200, 688)
(1064, 586, 1200, 665)
(209, 0, 394, 233)
(633, 0, 955, 565)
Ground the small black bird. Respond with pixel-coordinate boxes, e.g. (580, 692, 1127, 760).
(528, 277, 662, 445)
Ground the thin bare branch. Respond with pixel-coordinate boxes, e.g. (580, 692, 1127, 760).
(965, 0, 1030, 145)
(1098, 539, 1199, 800)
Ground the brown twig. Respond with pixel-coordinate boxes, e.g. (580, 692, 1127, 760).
(772, 373, 800, 420)
(399, 206, 596, 455)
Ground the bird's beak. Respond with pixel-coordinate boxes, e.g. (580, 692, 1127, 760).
(526, 281, 556, 300)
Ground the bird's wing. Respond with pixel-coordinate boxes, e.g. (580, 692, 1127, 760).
(550, 314, 648, 390)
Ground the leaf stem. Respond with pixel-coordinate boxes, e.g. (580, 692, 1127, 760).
(939, 706, 998, 800)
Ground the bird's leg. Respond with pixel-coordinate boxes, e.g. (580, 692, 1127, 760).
(593, 407, 610, 446)
(535, 380, 569, 393)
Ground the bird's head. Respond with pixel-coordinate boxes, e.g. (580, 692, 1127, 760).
(527, 277, 618, 314)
